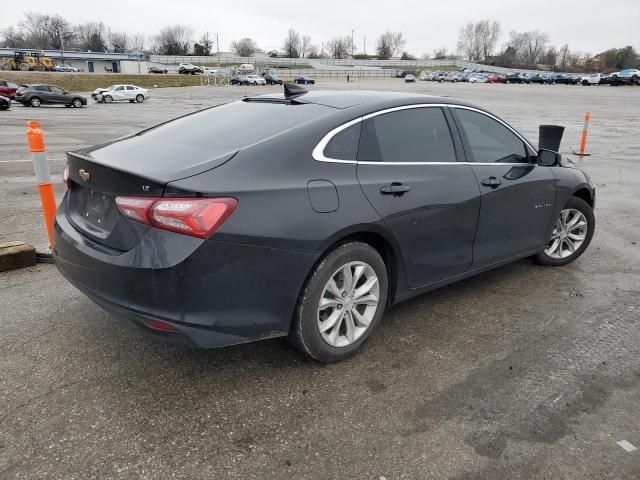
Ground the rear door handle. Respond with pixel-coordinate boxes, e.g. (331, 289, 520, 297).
(380, 182, 411, 197)
(481, 177, 502, 188)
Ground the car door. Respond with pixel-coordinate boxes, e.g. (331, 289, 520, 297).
(355, 106, 481, 288)
(125, 85, 136, 99)
(112, 85, 126, 100)
(48, 86, 68, 104)
(450, 107, 556, 267)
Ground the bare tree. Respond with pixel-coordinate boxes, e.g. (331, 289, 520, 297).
(306, 44, 320, 59)
(301, 35, 312, 58)
(109, 31, 128, 53)
(19, 12, 51, 48)
(153, 25, 192, 55)
(327, 36, 351, 59)
(522, 30, 549, 66)
(558, 44, 570, 70)
(432, 47, 447, 59)
(477, 20, 501, 61)
(230, 38, 258, 57)
(376, 31, 405, 60)
(283, 28, 301, 58)
(457, 22, 481, 61)
(76, 22, 107, 51)
(130, 34, 146, 52)
(1, 27, 26, 48)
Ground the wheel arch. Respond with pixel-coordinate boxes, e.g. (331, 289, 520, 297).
(571, 186, 594, 207)
(307, 225, 407, 307)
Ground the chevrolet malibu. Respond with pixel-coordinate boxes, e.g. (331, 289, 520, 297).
(53, 86, 595, 363)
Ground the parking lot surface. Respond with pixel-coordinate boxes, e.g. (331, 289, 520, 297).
(1, 79, 639, 479)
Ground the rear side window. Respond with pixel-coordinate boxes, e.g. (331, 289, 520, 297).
(357, 107, 456, 163)
(35, 85, 51, 92)
(324, 123, 361, 160)
(455, 109, 528, 163)
(126, 86, 135, 90)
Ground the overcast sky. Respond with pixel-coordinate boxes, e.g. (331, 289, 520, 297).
(2, 0, 639, 55)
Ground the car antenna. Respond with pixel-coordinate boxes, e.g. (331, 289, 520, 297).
(283, 82, 308, 98)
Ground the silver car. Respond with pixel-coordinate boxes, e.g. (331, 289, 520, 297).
(94, 85, 150, 103)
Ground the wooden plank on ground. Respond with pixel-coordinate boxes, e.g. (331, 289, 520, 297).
(0, 241, 37, 272)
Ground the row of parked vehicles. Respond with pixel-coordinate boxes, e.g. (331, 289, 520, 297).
(0, 78, 152, 108)
(417, 68, 640, 86)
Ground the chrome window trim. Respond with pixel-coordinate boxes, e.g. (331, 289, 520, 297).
(311, 103, 536, 165)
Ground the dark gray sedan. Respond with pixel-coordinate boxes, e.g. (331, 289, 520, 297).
(53, 87, 595, 363)
(15, 84, 87, 107)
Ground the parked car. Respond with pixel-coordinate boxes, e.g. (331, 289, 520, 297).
(612, 69, 640, 82)
(246, 74, 267, 86)
(0, 94, 10, 110)
(526, 74, 546, 84)
(442, 72, 463, 83)
(262, 73, 283, 85)
(230, 74, 250, 86)
(148, 66, 168, 74)
(93, 85, 150, 103)
(395, 70, 416, 78)
(294, 75, 315, 85)
(178, 63, 202, 74)
(422, 71, 440, 81)
(0, 79, 21, 98)
(468, 74, 488, 83)
(544, 73, 576, 85)
(52, 64, 79, 72)
(15, 84, 86, 107)
(486, 74, 506, 83)
(580, 73, 603, 86)
(53, 88, 595, 363)
(434, 72, 448, 82)
(404, 74, 416, 83)
(505, 73, 524, 84)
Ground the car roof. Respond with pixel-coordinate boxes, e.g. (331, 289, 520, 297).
(248, 90, 482, 111)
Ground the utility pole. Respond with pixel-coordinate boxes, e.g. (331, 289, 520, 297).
(216, 33, 220, 68)
(321, 41, 324, 58)
(364, 36, 366, 56)
(351, 30, 355, 57)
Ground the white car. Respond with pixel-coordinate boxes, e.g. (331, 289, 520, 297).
(178, 63, 202, 74)
(579, 74, 603, 86)
(93, 85, 150, 103)
(468, 74, 488, 83)
(246, 74, 266, 85)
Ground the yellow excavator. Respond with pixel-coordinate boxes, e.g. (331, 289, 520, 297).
(0, 51, 56, 71)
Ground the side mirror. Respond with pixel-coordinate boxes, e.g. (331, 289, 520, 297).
(537, 149, 561, 167)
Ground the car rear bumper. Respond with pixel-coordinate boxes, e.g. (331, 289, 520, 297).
(53, 205, 316, 349)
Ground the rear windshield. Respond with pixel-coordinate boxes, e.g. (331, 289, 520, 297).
(140, 101, 334, 149)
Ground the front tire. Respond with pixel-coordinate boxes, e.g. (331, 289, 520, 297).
(29, 97, 41, 107)
(135, 94, 144, 103)
(289, 242, 388, 363)
(72, 98, 83, 108)
(534, 196, 595, 266)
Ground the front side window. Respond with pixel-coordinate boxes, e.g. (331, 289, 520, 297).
(455, 109, 528, 163)
(357, 107, 456, 163)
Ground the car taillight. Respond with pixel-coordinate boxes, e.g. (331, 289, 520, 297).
(115, 196, 238, 239)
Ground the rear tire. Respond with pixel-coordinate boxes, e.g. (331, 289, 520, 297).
(533, 196, 595, 266)
(289, 242, 388, 363)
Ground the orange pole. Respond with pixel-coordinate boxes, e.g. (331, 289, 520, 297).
(26, 120, 57, 248)
(578, 112, 590, 155)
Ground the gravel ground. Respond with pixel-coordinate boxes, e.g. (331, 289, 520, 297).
(1, 79, 639, 479)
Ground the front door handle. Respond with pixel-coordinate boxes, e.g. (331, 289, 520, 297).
(380, 182, 411, 197)
(481, 177, 502, 188)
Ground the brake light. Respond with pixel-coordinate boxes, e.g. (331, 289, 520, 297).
(115, 196, 238, 239)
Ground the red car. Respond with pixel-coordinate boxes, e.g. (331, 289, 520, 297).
(0, 80, 21, 99)
(486, 74, 506, 84)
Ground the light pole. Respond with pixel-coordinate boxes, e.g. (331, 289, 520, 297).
(351, 30, 355, 57)
(216, 33, 221, 68)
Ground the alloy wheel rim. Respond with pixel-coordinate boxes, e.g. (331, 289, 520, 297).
(317, 261, 380, 348)
(545, 208, 588, 259)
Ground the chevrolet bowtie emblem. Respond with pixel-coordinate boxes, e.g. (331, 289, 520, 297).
(78, 169, 91, 181)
